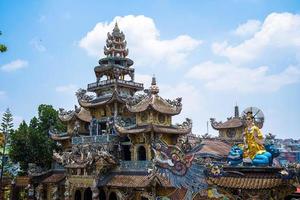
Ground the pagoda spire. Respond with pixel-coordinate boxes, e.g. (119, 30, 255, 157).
(104, 22, 129, 58)
(150, 75, 159, 95)
(113, 22, 120, 33)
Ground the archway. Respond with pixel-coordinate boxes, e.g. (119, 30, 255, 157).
(99, 188, 106, 200)
(137, 146, 146, 161)
(123, 145, 131, 160)
(109, 192, 118, 200)
(84, 187, 92, 200)
(75, 190, 81, 200)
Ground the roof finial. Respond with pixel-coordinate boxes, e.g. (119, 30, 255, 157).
(150, 75, 159, 95)
(151, 74, 156, 86)
(113, 21, 120, 32)
(234, 103, 239, 118)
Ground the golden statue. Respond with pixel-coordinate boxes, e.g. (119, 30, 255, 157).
(243, 111, 267, 161)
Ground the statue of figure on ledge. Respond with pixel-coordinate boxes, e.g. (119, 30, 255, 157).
(228, 111, 279, 166)
(242, 111, 272, 166)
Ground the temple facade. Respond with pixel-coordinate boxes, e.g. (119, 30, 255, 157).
(210, 106, 244, 144)
(25, 23, 300, 200)
(48, 23, 193, 200)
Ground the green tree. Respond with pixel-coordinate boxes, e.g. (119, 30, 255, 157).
(38, 104, 66, 133)
(0, 31, 7, 53)
(9, 121, 30, 172)
(9, 105, 66, 173)
(0, 108, 13, 136)
(0, 108, 14, 195)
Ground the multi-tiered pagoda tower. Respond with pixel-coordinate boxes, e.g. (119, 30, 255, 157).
(44, 23, 192, 200)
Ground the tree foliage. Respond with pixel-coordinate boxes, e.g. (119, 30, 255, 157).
(0, 108, 18, 178)
(9, 105, 66, 173)
(0, 108, 13, 137)
(0, 31, 7, 53)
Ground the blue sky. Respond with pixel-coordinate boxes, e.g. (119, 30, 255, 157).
(1, 0, 300, 138)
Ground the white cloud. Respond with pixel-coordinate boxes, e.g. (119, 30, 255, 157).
(198, 12, 300, 92)
(186, 61, 300, 92)
(1, 59, 28, 72)
(55, 84, 77, 94)
(30, 38, 46, 52)
(159, 82, 204, 135)
(213, 12, 300, 64)
(160, 82, 203, 115)
(79, 15, 201, 68)
(234, 19, 261, 37)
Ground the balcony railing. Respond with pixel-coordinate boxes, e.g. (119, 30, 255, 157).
(117, 160, 153, 172)
(72, 135, 118, 145)
(87, 79, 143, 90)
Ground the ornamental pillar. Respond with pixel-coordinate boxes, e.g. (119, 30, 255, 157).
(35, 184, 43, 200)
(92, 187, 99, 200)
(51, 184, 59, 200)
(92, 179, 99, 200)
(64, 178, 71, 200)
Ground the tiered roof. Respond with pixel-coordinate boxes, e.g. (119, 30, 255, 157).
(207, 167, 295, 190)
(98, 173, 172, 188)
(115, 123, 192, 135)
(104, 22, 128, 58)
(58, 106, 92, 123)
(115, 77, 190, 135)
(126, 77, 182, 115)
(210, 106, 244, 130)
(82, 22, 143, 107)
(210, 117, 243, 130)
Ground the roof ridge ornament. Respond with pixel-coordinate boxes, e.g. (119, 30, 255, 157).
(150, 75, 159, 95)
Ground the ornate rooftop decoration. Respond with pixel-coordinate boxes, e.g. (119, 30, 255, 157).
(174, 118, 192, 130)
(75, 88, 95, 102)
(115, 123, 191, 135)
(53, 143, 117, 169)
(104, 22, 129, 58)
(210, 117, 243, 130)
(205, 164, 299, 199)
(127, 93, 148, 106)
(58, 106, 92, 123)
(126, 77, 182, 115)
(115, 116, 191, 136)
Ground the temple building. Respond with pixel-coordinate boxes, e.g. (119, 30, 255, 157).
(210, 105, 244, 144)
(47, 23, 192, 200)
(24, 23, 299, 200)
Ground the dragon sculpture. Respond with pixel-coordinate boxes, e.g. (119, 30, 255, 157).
(53, 143, 117, 171)
(151, 136, 207, 200)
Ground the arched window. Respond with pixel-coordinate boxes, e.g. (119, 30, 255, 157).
(137, 146, 147, 161)
(122, 145, 131, 161)
(84, 187, 92, 200)
(99, 188, 106, 200)
(75, 190, 81, 200)
(109, 192, 118, 200)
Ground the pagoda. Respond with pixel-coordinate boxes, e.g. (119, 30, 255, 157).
(45, 23, 192, 200)
(210, 105, 244, 144)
